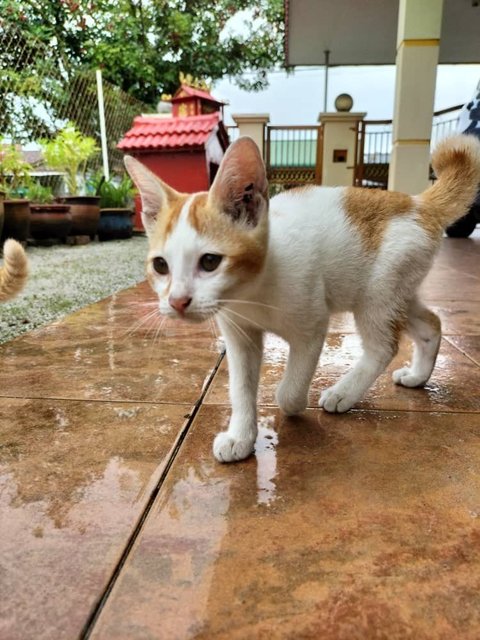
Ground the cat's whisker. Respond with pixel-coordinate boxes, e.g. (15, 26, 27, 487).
(217, 311, 245, 347)
(218, 298, 281, 312)
(210, 317, 220, 339)
(129, 300, 158, 307)
(207, 317, 215, 339)
(218, 310, 262, 354)
(123, 308, 161, 339)
(221, 306, 269, 333)
(123, 313, 157, 338)
(153, 316, 166, 345)
(149, 313, 169, 341)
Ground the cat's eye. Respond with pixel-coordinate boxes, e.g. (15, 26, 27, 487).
(152, 256, 169, 275)
(199, 253, 222, 272)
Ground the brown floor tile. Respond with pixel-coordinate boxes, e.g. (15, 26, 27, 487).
(430, 301, 480, 335)
(0, 398, 191, 640)
(421, 265, 480, 302)
(446, 335, 480, 367)
(420, 235, 480, 302)
(205, 334, 480, 413)
(0, 294, 223, 404)
(90, 406, 480, 640)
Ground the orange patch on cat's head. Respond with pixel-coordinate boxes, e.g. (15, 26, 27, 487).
(148, 192, 190, 247)
(187, 192, 268, 279)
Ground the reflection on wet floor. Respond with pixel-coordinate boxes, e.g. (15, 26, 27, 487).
(1, 234, 480, 639)
(255, 417, 279, 506)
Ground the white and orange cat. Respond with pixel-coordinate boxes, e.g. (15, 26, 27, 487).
(125, 135, 480, 463)
(0, 239, 28, 302)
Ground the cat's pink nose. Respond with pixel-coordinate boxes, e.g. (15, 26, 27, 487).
(169, 295, 192, 315)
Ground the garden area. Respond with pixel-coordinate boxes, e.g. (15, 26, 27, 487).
(0, 119, 145, 343)
(0, 237, 147, 343)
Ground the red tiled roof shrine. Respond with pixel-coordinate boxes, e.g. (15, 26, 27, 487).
(117, 112, 221, 151)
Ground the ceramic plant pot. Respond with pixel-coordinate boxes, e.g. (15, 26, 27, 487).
(2, 199, 31, 242)
(59, 195, 100, 237)
(98, 208, 134, 241)
(29, 204, 72, 240)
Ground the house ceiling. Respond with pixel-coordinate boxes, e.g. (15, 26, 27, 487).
(286, 0, 480, 66)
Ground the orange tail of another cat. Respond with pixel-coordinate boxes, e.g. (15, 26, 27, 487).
(0, 239, 28, 302)
(420, 134, 480, 232)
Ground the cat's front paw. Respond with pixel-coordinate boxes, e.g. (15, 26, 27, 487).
(392, 367, 427, 388)
(213, 432, 255, 463)
(319, 385, 358, 413)
(275, 381, 308, 416)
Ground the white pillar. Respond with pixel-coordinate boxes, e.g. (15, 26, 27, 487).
(318, 112, 366, 186)
(388, 0, 444, 194)
(231, 114, 270, 159)
(96, 69, 110, 181)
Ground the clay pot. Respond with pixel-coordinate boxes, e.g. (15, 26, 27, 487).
(59, 195, 100, 237)
(98, 208, 134, 241)
(29, 204, 72, 240)
(2, 199, 31, 242)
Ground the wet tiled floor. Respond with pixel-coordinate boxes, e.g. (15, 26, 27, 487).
(1, 232, 479, 639)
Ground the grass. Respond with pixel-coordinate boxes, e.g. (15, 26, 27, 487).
(0, 236, 148, 344)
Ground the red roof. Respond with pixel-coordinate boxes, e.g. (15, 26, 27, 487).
(171, 84, 225, 105)
(117, 113, 221, 151)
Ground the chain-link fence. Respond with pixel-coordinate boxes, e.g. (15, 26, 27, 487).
(0, 20, 149, 182)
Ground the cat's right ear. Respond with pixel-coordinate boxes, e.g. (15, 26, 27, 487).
(209, 137, 268, 227)
(123, 156, 179, 236)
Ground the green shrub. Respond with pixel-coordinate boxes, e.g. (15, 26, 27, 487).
(27, 182, 54, 204)
(39, 123, 99, 195)
(0, 139, 32, 198)
(98, 176, 135, 208)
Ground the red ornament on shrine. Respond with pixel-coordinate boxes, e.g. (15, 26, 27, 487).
(118, 83, 230, 230)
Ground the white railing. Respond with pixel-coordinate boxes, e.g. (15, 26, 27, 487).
(357, 103, 464, 187)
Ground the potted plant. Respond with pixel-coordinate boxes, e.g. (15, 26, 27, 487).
(40, 123, 100, 237)
(0, 141, 32, 243)
(27, 182, 72, 241)
(96, 175, 135, 241)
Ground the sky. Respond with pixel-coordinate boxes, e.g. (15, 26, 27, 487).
(214, 64, 480, 126)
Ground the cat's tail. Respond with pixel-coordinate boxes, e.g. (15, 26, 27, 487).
(0, 239, 29, 302)
(419, 134, 480, 231)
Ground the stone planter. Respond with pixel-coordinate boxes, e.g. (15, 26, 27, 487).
(2, 199, 31, 243)
(30, 204, 72, 240)
(98, 208, 134, 241)
(59, 195, 100, 237)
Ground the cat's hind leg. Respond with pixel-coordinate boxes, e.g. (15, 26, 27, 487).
(392, 298, 441, 388)
(276, 328, 327, 416)
(320, 308, 404, 413)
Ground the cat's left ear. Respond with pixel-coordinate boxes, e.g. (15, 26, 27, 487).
(209, 137, 268, 226)
(123, 155, 180, 236)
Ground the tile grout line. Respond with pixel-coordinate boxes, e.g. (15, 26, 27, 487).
(443, 336, 480, 368)
(79, 350, 225, 640)
(0, 394, 200, 405)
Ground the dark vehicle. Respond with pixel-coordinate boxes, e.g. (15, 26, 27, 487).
(446, 82, 480, 237)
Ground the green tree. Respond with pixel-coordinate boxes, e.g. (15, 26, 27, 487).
(0, 0, 285, 105)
